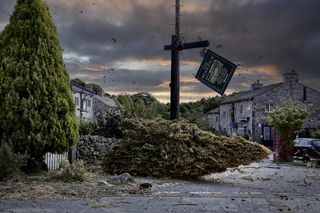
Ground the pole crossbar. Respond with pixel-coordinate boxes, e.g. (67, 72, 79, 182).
(164, 40, 209, 51)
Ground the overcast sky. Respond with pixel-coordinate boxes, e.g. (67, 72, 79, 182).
(1, 0, 320, 102)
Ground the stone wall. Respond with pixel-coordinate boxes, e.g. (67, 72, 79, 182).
(210, 80, 320, 143)
(234, 100, 253, 140)
(219, 104, 231, 135)
(208, 108, 220, 131)
(76, 135, 119, 164)
(253, 82, 320, 142)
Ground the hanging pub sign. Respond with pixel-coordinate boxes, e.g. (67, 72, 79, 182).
(195, 49, 237, 95)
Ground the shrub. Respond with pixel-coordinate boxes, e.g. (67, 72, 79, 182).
(0, 143, 28, 180)
(267, 100, 308, 161)
(90, 115, 123, 138)
(78, 120, 92, 135)
(57, 160, 88, 182)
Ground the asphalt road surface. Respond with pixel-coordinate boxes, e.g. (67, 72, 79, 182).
(1, 157, 320, 213)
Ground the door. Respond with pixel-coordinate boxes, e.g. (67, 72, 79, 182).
(262, 126, 274, 148)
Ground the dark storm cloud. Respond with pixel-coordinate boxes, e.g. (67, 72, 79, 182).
(181, 0, 320, 85)
(66, 62, 170, 92)
(46, 0, 172, 64)
(1, 0, 320, 101)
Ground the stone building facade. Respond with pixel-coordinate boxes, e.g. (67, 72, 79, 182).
(92, 95, 119, 119)
(208, 71, 320, 147)
(71, 81, 94, 121)
(71, 81, 118, 121)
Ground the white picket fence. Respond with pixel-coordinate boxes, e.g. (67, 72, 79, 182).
(44, 152, 68, 170)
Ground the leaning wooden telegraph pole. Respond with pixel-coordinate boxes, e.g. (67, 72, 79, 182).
(165, 0, 209, 120)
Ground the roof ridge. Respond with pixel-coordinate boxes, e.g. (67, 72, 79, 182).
(221, 82, 283, 104)
(297, 82, 320, 94)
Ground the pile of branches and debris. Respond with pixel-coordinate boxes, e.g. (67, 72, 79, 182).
(103, 118, 271, 179)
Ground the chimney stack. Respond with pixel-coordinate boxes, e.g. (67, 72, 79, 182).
(283, 70, 299, 84)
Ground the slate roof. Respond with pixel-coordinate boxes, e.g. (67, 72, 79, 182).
(93, 94, 117, 108)
(221, 82, 283, 104)
(70, 80, 95, 95)
(207, 106, 220, 114)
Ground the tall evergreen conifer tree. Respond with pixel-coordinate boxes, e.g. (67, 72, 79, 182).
(0, 0, 78, 170)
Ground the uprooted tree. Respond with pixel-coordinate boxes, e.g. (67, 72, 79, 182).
(0, 0, 78, 172)
(103, 118, 271, 179)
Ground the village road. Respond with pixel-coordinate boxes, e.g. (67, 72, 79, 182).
(1, 157, 320, 212)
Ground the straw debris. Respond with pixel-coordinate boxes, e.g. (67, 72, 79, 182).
(103, 118, 271, 179)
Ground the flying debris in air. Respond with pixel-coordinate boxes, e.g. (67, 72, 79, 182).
(80, 10, 83, 14)
(132, 81, 136, 84)
(112, 38, 117, 43)
(216, 44, 222, 49)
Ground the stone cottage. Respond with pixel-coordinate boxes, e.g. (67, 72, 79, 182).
(71, 80, 118, 121)
(208, 71, 320, 148)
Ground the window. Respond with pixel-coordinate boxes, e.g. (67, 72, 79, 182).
(300, 139, 311, 146)
(83, 100, 88, 111)
(265, 104, 275, 112)
(312, 140, 320, 147)
(223, 111, 226, 118)
(216, 116, 218, 123)
(240, 105, 243, 114)
(87, 100, 91, 107)
(75, 97, 79, 106)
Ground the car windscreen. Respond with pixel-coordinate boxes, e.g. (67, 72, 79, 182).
(312, 140, 320, 147)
